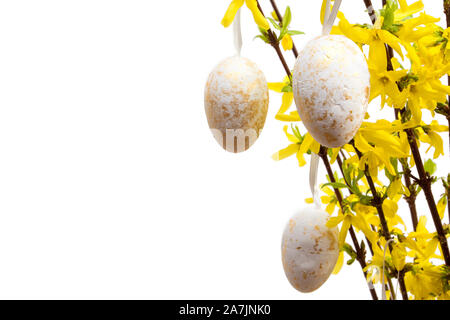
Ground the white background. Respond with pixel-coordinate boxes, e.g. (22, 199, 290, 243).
(0, 0, 447, 299)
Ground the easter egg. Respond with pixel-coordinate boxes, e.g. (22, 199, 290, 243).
(204, 56, 269, 153)
(292, 35, 370, 148)
(281, 207, 339, 293)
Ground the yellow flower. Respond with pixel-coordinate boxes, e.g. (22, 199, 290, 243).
(404, 261, 445, 299)
(271, 126, 304, 165)
(368, 61, 407, 107)
(403, 79, 450, 123)
(281, 34, 293, 51)
(417, 128, 444, 159)
(332, 251, 345, 275)
(221, 0, 269, 30)
(268, 78, 301, 122)
(428, 120, 449, 133)
(275, 92, 297, 121)
(272, 126, 320, 167)
(387, 177, 410, 199)
(306, 185, 338, 215)
(321, 186, 338, 214)
(353, 203, 377, 216)
(404, 216, 442, 263)
(328, 147, 341, 164)
(354, 129, 409, 177)
(270, 11, 279, 22)
(391, 242, 407, 271)
(327, 213, 352, 249)
(338, 15, 403, 69)
(396, 13, 439, 43)
(382, 198, 406, 230)
(418, 25, 443, 48)
(395, 42, 450, 122)
(382, 199, 398, 219)
(414, 121, 448, 159)
(351, 213, 380, 251)
(395, 0, 424, 22)
(437, 196, 447, 220)
(327, 205, 379, 256)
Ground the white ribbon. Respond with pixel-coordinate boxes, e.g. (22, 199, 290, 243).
(366, 239, 400, 300)
(233, 8, 242, 56)
(381, 239, 393, 300)
(309, 0, 343, 208)
(309, 0, 344, 209)
(309, 153, 321, 209)
(323, 0, 331, 26)
(381, 239, 400, 300)
(322, 0, 342, 35)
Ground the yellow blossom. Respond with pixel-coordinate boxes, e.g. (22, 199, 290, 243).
(338, 15, 403, 69)
(368, 61, 407, 107)
(437, 196, 447, 220)
(272, 126, 320, 167)
(417, 128, 444, 159)
(395, 0, 424, 22)
(281, 34, 293, 51)
(391, 242, 407, 271)
(396, 13, 440, 43)
(268, 78, 301, 122)
(221, 0, 269, 30)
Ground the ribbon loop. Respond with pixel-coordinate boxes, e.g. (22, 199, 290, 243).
(322, 0, 342, 35)
(309, 153, 321, 209)
(233, 8, 242, 55)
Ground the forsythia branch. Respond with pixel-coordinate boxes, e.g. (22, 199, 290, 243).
(256, 0, 379, 300)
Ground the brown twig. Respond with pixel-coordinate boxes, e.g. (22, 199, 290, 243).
(268, 0, 299, 57)
(400, 159, 419, 231)
(336, 154, 397, 299)
(406, 129, 450, 266)
(363, 0, 377, 24)
(395, 110, 419, 231)
(256, 2, 291, 76)
(352, 145, 409, 300)
(319, 147, 379, 300)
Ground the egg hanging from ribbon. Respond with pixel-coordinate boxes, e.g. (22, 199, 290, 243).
(292, 35, 370, 148)
(204, 56, 269, 153)
(281, 206, 339, 293)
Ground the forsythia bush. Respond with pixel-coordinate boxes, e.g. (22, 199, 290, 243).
(221, 0, 450, 300)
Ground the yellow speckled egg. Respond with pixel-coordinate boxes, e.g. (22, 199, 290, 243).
(204, 56, 269, 153)
(281, 207, 339, 293)
(292, 35, 370, 148)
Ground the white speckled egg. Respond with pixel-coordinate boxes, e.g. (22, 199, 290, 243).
(204, 56, 269, 153)
(281, 207, 339, 293)
(292, 35, 370, 148)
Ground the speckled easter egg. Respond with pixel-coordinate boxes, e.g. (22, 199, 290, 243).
(204, 56, 269, 153)
(292, 35, 370, 148)
(281, 207, 339, 293)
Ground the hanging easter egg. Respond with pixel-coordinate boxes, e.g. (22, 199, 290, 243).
(292, 35, 370, 148)
(281, 206, 339, 293)
(204, 56, 269, 153)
